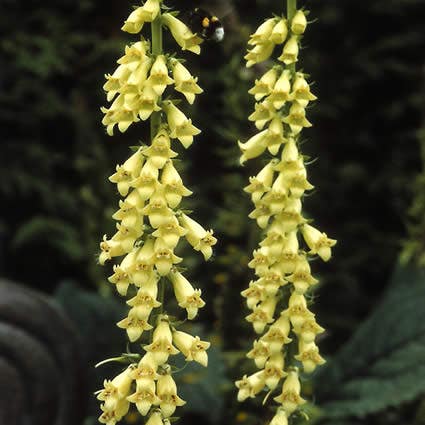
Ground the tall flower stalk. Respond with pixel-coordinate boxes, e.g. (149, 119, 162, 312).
(235, 2, 336, 424)
(95, 2, 216, 424)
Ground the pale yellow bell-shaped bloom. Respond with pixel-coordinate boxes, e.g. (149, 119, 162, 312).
(291, 10, 307, 35)
(274, 369, 306, 414)
(244, 160, 276, 203)
(277, 203, 306, 234)
(109, 149, 143, 196)
(110, 222, 139, 254)
(261, 314, 292, 354)
(248, 68, 279, 101)
(235, 371, 266, 401)
(274, 159, 307, 193)
(178, 213, 217, 260)
(281, 137, 299, 162)
(152, 216, 187, 249)
(152, 237, 183, 276)
(290, 72, 317, 106)
(278, 36, 299, 65)
(130, 238, 156, 286)
(103, 73, 124, 102)
(117, 309, 153, 342)
(268, 69, 291, 110)
(108, 264, 132, 296)
(124, 188, 145, 212)
(131, 158, 159, 201)
(142, 128, 178, 169)
(145, 411, 165, 425)
(162, 13, 203, 54)
(147, 55, 174, 96)
(162, 101, 201, 148)
(101, 98, 139, 136)
(126, 279, 161, 320)
(256, 269, 287, 296)
(117, 41, 150, 68)
(108, 248, 139, 295)
(293, 317, 325, 344)
(248, 18, 277, 45)
(144, 318, 179, 365)
(97, 366, 134, 412)
(156, 373, 186, 417)
(261, 186, 287, 217)
(260, 226, 287, 259)
(130, 352, 158, 383)
(265, 117, 286, 155)
(126, 57, 153, 88)
(141, 188, 174, 229)
(133, 85, 161, 121)
(168, 269, 205, 319)
(98, 400, 129, 425)
(246, 296, 278, 334)
(287, 257, 319, 294)
(173, 330, 210, 366)
(248, 247, 272, 276)
(270, 18, 288, 44)
(269, 409, 288, 425)
(245, 41, 275, 68)
(264, 352, 287, 390)
(161, 160, 193, 208)
(241, 281, 267, 310)
(246, 339, 271, 368)
(295, 340, 326, 373)
(171, 59, 203, 104)
(99, 234, 127, 265)
(284, 292, 314, 328)
(301, 224, 337, 261)
(278, 230, 300, 274)
(239, 130, 268, 165)
(290, 170, 314, 199)
(282, 101, 312, 135)
(127, 378, 158, 416)
(263, 191, 288, 220)
(248, 199, 272, 228)
(248, 100, 277, 130)
(121, 0, 161, 33)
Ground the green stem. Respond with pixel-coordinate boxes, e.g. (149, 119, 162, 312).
(287, 0, 297, 74)
(150, 10, 163, 138)
(287, 0, 297, 21)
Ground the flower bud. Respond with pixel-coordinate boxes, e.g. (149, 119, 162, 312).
(291, 10, 307, 35)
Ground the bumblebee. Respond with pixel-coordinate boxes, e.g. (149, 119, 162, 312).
(188, 8, 224, 42)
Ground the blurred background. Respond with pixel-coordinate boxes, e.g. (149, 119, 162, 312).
(2, 0, 425, 424)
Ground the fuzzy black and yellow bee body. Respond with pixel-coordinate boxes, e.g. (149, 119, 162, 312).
(188, 8, 224, 42)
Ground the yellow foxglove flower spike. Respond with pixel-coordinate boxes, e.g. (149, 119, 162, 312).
(96, 1, 216, 423)
(236, 2, 335, 424)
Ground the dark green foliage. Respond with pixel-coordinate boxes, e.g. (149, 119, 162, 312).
(55, 281, 127, 416)
(314, 265, 425, 421)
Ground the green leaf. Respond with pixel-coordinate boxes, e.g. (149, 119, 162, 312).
(55, 281, 126, 365)
(11, 216, 84, 261)
(316, 264, 425, 419)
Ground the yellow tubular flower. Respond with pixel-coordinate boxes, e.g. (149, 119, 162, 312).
(96, 1, 216, 423)
(161, 13, 203, 54)
(236, 4, 336, 425)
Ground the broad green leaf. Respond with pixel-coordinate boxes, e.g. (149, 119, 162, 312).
(315, 265, 425, 419)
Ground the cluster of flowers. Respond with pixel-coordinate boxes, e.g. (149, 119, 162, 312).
(235, 10, 336, 425)
(96, 2, 216, 424)
(101, 2, 203, 137)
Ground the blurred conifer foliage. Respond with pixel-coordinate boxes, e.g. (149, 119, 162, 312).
(2, 0, 425, 424)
